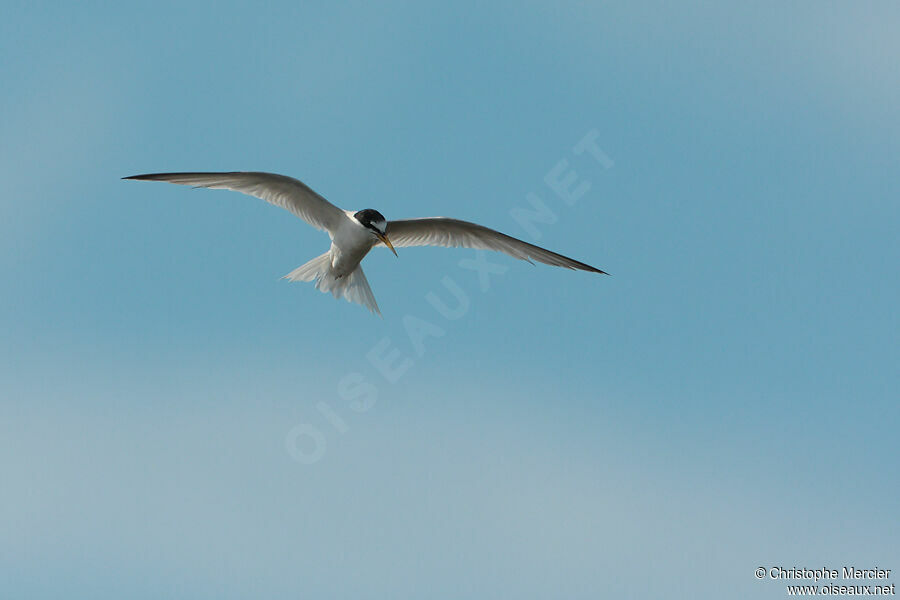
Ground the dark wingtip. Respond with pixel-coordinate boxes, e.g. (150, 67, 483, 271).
(576, 262, 609, 275)
(579, 264, 609, 275)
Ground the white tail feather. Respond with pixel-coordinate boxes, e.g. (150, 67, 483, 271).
(283, 252, 330, 283)
(283, 252, 381, 315)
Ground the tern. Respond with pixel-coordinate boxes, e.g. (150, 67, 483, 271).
(124, 171, 608, 315)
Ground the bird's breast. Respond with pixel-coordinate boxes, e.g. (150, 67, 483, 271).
(329, 219, 375, 276)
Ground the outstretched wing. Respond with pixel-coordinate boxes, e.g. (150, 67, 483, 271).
(384, 217, 607, 274)
(123, 171, 345, 233)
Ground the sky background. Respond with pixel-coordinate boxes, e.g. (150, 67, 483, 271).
(1, 1, 898, 598)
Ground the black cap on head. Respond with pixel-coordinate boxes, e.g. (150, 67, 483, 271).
(354, 209, 387, 233)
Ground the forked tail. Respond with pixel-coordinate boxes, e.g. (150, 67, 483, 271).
(283, 252, 381, 316)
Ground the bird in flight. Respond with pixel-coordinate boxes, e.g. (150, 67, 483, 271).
(124, 171, 608, 315)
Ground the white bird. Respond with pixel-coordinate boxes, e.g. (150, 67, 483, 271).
(124, 171, 608, 315)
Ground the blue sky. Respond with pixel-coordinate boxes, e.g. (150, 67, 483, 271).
(1, 2, 898, 598)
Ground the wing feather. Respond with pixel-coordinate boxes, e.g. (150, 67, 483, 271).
(123, 171, 344, 233)
(384, 218, 607, 274)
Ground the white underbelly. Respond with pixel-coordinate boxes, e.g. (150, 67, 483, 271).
(330, 243, 371, 277)
(330, 217, 375, 277)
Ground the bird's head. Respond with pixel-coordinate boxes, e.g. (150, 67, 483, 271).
(354, 209, 397, 256)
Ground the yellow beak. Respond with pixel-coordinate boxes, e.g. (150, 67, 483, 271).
(378, 232, 398, 257)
